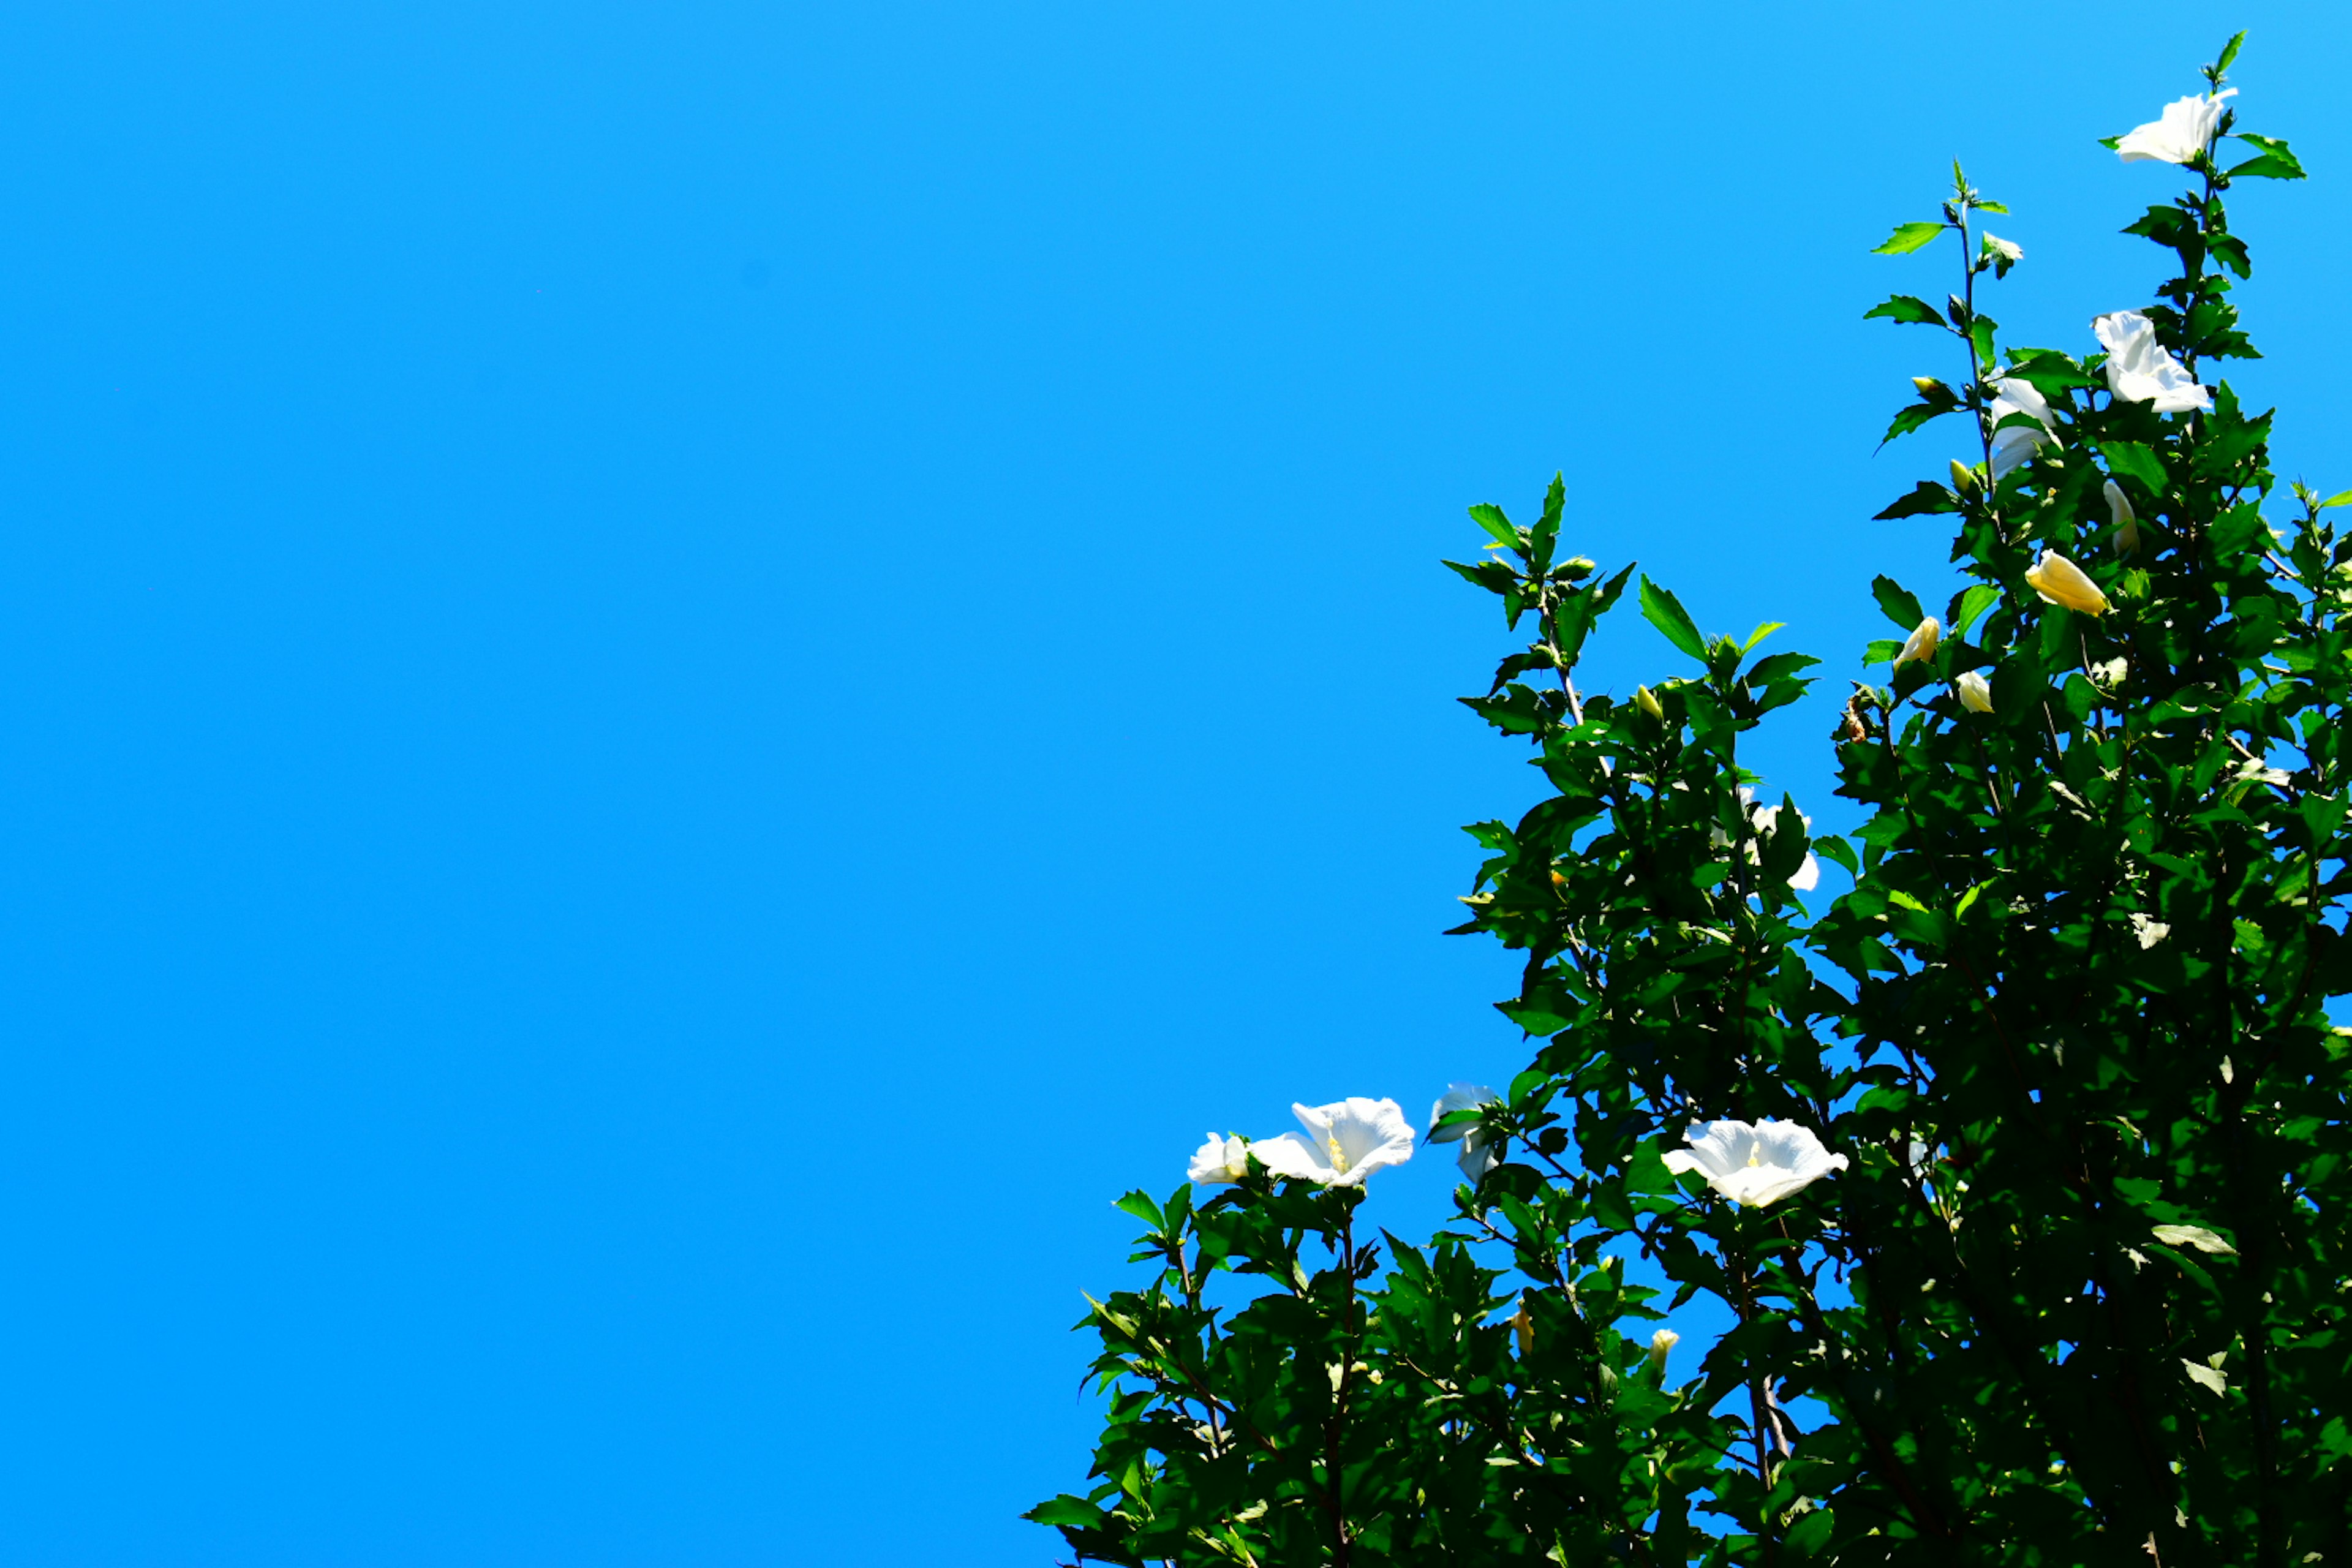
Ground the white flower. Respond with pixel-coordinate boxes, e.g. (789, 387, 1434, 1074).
(1986, 377, 2057, 478)
(1647, 1328, 1680, 1373)
(1983, 233, 2022, 263)
(1953, 670, 1994, 714)
(1188, 1132, 1253, 1185)
(1893, 616, 1940, 670)
(2092, 311, 2211, 414)
(1427, 1082, 1504, 1182)
(1662, 1118, 1849, 1207)
(1253, 1097, 1417, 1187)
(2116, 90, 2234, 166)
(2105, 478, 2141, 556)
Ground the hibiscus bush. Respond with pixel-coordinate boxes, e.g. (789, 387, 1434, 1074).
(1031, 37, 2352, 1565)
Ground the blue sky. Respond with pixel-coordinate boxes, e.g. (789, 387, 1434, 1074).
(0, 2, 2345, 1562)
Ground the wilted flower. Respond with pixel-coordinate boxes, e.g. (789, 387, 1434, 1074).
(1954, 670, 1994, 713)
(2116, 89, 2234, 166)
(2105, 478, 2141, 556)
(1662, 1118, 1849, 1208)
(1188, 1133, 1253, 1185)
(2026, 549, 2111, 616)
(1893, 616, 1940, 669)
(2093, 311, 2211, 414)
(1428, 1082, 1504, 1182)
(1987, 377, 2057, 478)
(1648, 1329, 1680, 1373)
(1983, 233, 2022, 263)
(1253, 1097, 1417, 1187)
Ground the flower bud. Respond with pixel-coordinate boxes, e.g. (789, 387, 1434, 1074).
(1635, 685, 1665, 724)
(1954, 670, 1994, 714)
(1949, 459, 1980, 496)
(2104, 478, 2141, 556)
(2024, 548, 2111, 616)
(1648, 1329, 1680, 1373)
(1912, 375, 1948, 399)
(1511, 1301, 1534, 1359)
(1893, 616, 1940, 669)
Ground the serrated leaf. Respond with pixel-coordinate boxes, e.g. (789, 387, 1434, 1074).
(1952, 582, 2000, 635)
(1872, 221, 1945, 255)
(1882, 402, 1953, 445)
(1875, 480, 1959, 520)
(1999, 350, 2103, 392)
(2228, 150, 2306, 182)
(1468, 502, 1519, 549)
(2215, 29, 2245, 75)
(1638, 576, 1708, 663)
(1863, 294, 1947, 326)
(1872, 575, 1927, 631)
(2098, 439, 2169, 496)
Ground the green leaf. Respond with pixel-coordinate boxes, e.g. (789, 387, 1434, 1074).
(1496, 998, 1572, 1036)
(2098, 439, 2169, 496)
(1638, 576, 1708, 663)
(1872, 221, 1945, 255)
(2228, 136, 2307, 182)
(1952, 583, 2000, 635)
(1814, 834, 1860, 876)
(1863, 294, 1947, 326)
(1114, 1191, 1165, 1232)
(1882, 402, 1954, 444)
(2320, 490, 2352, 511)
(1969, 317, 1997, 372)
(1999, 350, 2103, 393)
(1875, 480, 1959, 520)
(1468, 502, 1519, 549)
(1871, 575, 1927, 632)
(1741, 621, 1785, 654)
(2215, 29, 2246, 76)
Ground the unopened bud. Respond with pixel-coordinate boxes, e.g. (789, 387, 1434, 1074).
(1954, 670, 1994, 714)
(1912, 376, 1948, 399)
(2025, 548, 2111, 616)
(1893, 616, 1940, 670)
(1512, 1302, 1535, 1359)
(1648, 1329, 1680, 1373)
(1635, 685, 1665, 724)
(2104, 478, 2141, 557)
(1949, 459, 1980, 496)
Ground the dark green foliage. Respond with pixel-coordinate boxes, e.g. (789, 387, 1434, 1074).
(1035, 42, 2348, 1566)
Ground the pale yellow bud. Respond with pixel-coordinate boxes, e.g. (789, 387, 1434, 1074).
(1893, 616, 1940, 669)
(1511, 1301, 1534, 1359)
(1954, 670, 1994, 714)
(2024, 549, 2111, 616)
(2104, 478, 2141, 556)
(1912, 375, 1948, 398)
(1648, 1328, 1680, 1373)
(1635, 685, 1665, 724)
(1949, 459, 1979, 496)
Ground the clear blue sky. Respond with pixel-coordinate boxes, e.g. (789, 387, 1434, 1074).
(0, 2, 2345, 1562)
